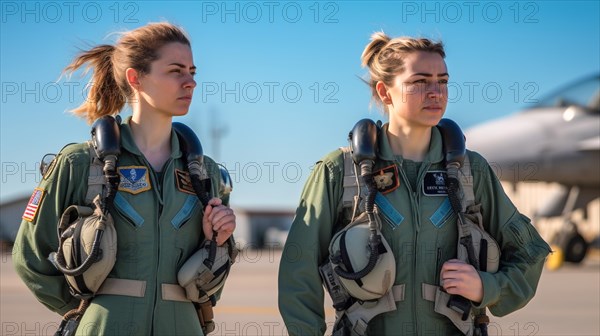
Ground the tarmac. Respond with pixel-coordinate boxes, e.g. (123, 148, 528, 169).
(1, 243, 599, 336)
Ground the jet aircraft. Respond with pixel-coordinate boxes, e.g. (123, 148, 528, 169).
(466, 74, 600, 269)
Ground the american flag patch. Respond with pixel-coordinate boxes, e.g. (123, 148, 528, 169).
(22, 188, 45, 222)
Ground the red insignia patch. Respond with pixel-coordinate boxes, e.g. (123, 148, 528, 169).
(373, 165, 400, 194)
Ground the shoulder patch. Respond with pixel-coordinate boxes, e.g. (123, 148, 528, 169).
(41, 154, 58, 180)
(175, 169, 196, 195)
(118, 166, 152, 194)
(423, 171, 448, 196)
(22, 188, 45, 222)
(373, 165, 400, 194)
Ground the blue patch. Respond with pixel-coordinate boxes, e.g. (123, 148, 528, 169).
(171, 195, 200, 229)
(118, 166, 152, 194)
(114, 193, 145, 227)
(375, 193, 404, 230)
(430, 198, 454, 228)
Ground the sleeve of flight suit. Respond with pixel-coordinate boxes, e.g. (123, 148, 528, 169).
(278, 150, 345, 336)
(468, 150, 551, 316)
(13, 144, 89, 315)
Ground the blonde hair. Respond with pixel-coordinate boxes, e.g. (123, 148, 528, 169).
(63, 22, 191, 124)
(361, 32, 445, 111)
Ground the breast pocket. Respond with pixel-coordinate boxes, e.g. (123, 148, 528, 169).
(375, 192, 405, 230)
(171, 195, 203, 268)
(171, 195, 201, 230)
(429, 198, 456, 229)
(112, 192, 145, 229)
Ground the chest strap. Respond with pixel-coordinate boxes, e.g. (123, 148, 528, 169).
(458, 154, 475, 212)
(335, 284, 406, 336)
(96, 278, 190, 302)
(340, 147, 369, 222)
(421, 283, 473, 335)
(85, 141, 105, 206)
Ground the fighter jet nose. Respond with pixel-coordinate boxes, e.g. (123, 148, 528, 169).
(465, 115, 546, 183)
(464, 123, 497, 158)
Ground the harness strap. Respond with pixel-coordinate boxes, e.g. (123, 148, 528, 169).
(97, 278, 145, 297)
(333, 284, 405, 336)
(422, 283, 473, 335)
(421, 283, 438, 302)
(161, 284, 190, 302)
(341, 147, 358, 208)
(459, 154, 475, 212)
(391, 284, 405, 302)
(341, 147, 370, 222)
(85, 141, 104, 206)
(337, 284, 405, 336)
(96, 278, 190, 302)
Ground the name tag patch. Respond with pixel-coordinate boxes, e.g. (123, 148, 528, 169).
(373, 165, 400, 194)
(423, 171, 448, 196)
(175, 169, 196, 195)
(118, 166, 152, 194)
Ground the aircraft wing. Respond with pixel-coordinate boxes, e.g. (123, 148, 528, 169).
(578, 136, 600, 151)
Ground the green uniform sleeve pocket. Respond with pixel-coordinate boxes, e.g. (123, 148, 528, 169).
(507, 214, 551, 265)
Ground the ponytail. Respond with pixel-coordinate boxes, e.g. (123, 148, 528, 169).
(62, 22, 191, 124)
(63, 45, 125, 124)
(360, 32, 390, 68)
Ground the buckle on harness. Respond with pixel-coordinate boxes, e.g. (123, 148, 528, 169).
(319, 262, 353, 311)
(447, 295, 471, 321)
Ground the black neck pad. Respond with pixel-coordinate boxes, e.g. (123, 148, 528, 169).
(436, 118, 466, 168)
(91, 116, 121, 159)
(173, 122, 204, 162)
(349, 118, 379, 165)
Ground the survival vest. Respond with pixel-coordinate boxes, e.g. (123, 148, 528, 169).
(321, 119, 501, 336)
(49, 116, 236, 336)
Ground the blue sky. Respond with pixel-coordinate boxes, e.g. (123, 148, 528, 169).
(1, 1, 599, 209)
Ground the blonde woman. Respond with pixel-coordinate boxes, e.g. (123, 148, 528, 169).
(278, 32, 550, 335)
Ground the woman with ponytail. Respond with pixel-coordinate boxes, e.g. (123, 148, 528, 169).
(278, 32, 549, 335)
(14, 22, 236, 335)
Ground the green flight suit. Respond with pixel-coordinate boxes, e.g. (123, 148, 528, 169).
(14, 117, 227, 336)
(278, 123, 551, 335)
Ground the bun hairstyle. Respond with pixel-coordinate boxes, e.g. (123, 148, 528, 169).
(63, 22, 191, 124)
(361, 32, 445, 112)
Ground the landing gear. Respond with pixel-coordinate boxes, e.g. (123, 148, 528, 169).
(546, 222, 589, 270)
(560, 230, 588, 263)
(538, 186, 595, 271)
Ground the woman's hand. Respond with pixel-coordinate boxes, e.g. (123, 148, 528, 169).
(202, 197, 236, 246)
(440, 259, 484, 303)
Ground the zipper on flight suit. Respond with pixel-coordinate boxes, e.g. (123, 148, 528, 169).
(128, 154, 161, 335)
(395, 159, 420, 334)
(413, 162, 431, 334)
(145, 156, 172, 335)
(397, 160, 431, 335)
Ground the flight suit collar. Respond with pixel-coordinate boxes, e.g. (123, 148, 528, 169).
(120, 116, 183, 160)
(377, 123, 444, 164)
